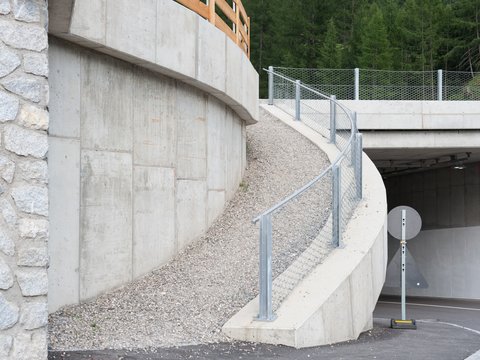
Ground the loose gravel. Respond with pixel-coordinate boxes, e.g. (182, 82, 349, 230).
(49, 107, 331, 351)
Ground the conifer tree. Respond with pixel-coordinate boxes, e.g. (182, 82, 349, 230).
(357, 3, 393, 69)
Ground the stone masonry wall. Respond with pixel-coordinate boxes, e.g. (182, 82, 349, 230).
(0, 0, 49, 359)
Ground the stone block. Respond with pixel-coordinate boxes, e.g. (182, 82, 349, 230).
(176, 180, 206, 251)
(0, 294, 19, 329)
(18, 218, 49, 240)
(11, 185, 48, 216)
(4, 124, 48, 158)
(13, 0, 41, 22)
(133, 68, 176, 167)
(48, 137, 79, 312)
(207, 96, 226, 190)
(0, 199, 17, 226)
(0, 90, 19, 122)
(23, 52, 48, 77)
(18, 159, 48, 183)
(81, 51, 133, 151)
(80, 150, 132, 300)
(133, 166, 175, 277)
(17, 104, 48, 130)
(0, 19, 47, 51)
(1, 74, 48, 103)
(0, 258, 13, 289)
(197, 20, 226, 92)
(0, 155, 15, 183)
(0, 228, 15, 256)
(16, 268, 48, 296)
(105, 0, 156, 62)
(70, 0, 106, 44)
(0, 0, 10, 14)
(0, 335, 13, 357)
(17, 242, 48, 267)
(176, 83, 207, 179)
(20, 300, 48, 330)
(156, 0, 197, 78)
(48, 38, 81, 138)
(11, 329, 47, 360)
(0, 42, 21, 78)
(207, 190, 225, 226)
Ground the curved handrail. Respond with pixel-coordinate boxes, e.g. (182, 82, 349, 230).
(174, 0, 250, 58)
(255, 67, 363, 321)
(253, 69, 356, 224)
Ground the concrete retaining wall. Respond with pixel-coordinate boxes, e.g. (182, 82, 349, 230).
(223, 105, 388, 348)
(48, 37, 247, 312)
(48, 0, 259, 125)
(383, 163, 480, 299)
(0, 1, 49, 358)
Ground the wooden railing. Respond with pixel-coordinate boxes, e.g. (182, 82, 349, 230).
(175, 0, 250, 58)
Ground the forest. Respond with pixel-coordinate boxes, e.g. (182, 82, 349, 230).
(242, 0, 480, 96)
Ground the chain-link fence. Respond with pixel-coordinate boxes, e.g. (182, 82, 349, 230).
(254, 68, 362, 321)
(272, 67, 480, 101)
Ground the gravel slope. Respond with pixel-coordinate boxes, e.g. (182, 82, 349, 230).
(49, 108, 331, 351)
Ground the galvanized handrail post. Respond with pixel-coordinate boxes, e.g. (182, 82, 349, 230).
(350, 112, 358, 166)
(354, 68, 360, 100)
(355, 133, 363, 199)
(295, 80, 301, 121)
(257, 214, 274, 321)
(329, 95, 336, 143)
(332, 164, 341, 247)
(268, 66, 274, 105)
(437, 69, 443, 101)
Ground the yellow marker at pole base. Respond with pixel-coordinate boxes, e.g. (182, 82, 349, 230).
(391, 318, 417, 330)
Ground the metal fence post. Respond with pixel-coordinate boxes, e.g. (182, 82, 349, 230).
(295, 80, 301, 121)
(437, 69, 443, 101)
(332, 164, 341, 247)
(355, 133, 363, 199)
(268, 66, 274, 105)
(257, 214, 274, 321)
(329, 95, 336, 143)
(354, 68, 360, 100)
(350, 112, 358, 166)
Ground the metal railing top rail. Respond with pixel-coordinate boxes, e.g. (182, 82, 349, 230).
(252, 69, 355, 224)
(174, 0, 251, 58)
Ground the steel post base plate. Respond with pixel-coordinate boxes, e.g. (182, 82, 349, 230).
(391, 318, 417, 330)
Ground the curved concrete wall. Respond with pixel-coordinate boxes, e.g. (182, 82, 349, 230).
(223, 105, 388, 348)
(48, 37, 247, 312)
(48, 0, 259, 125)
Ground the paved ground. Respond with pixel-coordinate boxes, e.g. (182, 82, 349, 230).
(49, 297, 480, 360)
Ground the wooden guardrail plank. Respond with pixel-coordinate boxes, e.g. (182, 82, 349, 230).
(234, 0, 248, 25)
(174, 0, 250, 58)
(216, 0, 236, 23)
(215, 16, 236, 44)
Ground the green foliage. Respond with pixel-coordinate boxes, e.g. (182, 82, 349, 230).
(357, 4, 393, 69)
(241, 0, 479, 97)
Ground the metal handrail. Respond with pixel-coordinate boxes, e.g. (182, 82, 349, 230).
(254, 67, 362, 321)
(253, 69, 355, 222)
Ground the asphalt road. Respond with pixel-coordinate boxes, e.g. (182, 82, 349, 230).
(375, 295, 480, 332)
(49, 297, 480, 360)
